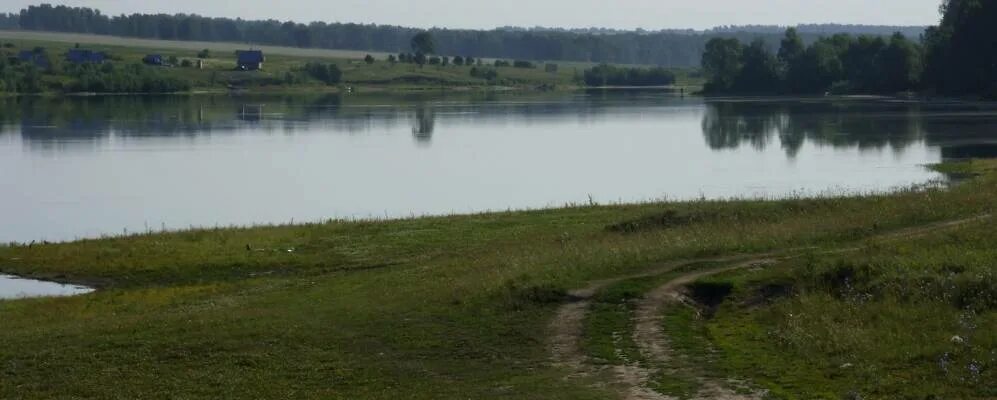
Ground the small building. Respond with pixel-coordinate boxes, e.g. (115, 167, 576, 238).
(17, 50, 50, 69)
(236, 50, 264, 71)
(143, 54, 164, 66)
(66, 49, 106, 64)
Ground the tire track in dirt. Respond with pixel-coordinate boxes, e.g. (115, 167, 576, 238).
(550, 214, 992, 399)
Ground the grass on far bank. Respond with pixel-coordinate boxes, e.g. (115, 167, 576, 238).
(0, 29, 702, 94)
(0, 160, 995, 399)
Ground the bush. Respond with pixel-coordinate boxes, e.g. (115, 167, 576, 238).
(180, 59, 193, 68)
(494, 60, 511, 67)
(583, 64, 676, 86)
(453, 56, 464, 66)
(303, 62, 342, 85)
(197, 49, 210, 59)
(364, 54, 375, 64)
(513, 60, 534, 69)
(63, 63, 190, 93)
(470, 66, 498, 81)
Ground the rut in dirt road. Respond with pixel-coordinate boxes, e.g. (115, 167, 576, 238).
(548, 214, 992, 399)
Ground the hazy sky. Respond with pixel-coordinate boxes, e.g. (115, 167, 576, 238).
(4, 0, 943, 30)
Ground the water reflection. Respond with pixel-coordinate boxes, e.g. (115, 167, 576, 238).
(412, 104, 435, 144)
(700, 98, 997, 160)
(6, 91, 992, 243)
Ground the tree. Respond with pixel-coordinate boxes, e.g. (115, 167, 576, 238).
(923, 0, 997, 96)
(410, 32, 436, 56)
(790, 39, 845, 93)
(733, 39, 780, 93)
(701, 38, 743, 92)
(778, 28, 805, 66)
(387, 54, 397, 64)
(413, 52, 427, 66)
(876, 33, 922, 93)
(453, 56, 464, 66)
(364, 54, 375, 64)
(197, 49, 210, 58)
(842, 35, 886, 91)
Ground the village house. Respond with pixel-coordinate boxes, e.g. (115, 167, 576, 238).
(17, 49, 50, 69)
(142, 54, 164, 66)
(66, 49, 106, 64)
(236, 50, 264, 71)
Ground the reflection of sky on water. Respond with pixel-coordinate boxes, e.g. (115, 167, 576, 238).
(4, 93, 996, 242)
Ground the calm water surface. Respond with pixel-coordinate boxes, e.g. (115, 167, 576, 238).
(3, 91, 997, 243)
(0, 274, 94, 299)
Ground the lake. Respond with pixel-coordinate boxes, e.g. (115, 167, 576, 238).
(3, 91, 997, 243)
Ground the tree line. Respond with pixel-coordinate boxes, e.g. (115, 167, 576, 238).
(701, 30, 922, 95)
(702, 0, 996, 97)
(10, 4, 917, 68)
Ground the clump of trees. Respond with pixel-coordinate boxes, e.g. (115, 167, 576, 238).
(512, 60, 535, 69)
(303, 62, 342, 85)
(0, 57, 44, 93)
(63, 63, 191, 93)
(702, 29, 923, 94)
(922, 0, 997, 97)
(704, 1, 997, 99)
(470, 66, 498, 81)
(582, 64, 677, 86)
(0, 47, 188, 94)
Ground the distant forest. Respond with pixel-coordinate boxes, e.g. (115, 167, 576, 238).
(700, 0, 997, 98)
(1, 4, 924, 67)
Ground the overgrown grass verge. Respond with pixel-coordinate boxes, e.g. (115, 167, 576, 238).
(0, 160, 995, 398)
(700, 224, 997, 398)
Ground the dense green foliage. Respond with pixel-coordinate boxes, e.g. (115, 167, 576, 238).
(63, 62, 191, 93)
(302, 62, 342, 85)
(0, 46, 188, 93)
(0, 12, 17, 29)
(10, 4, 923, 67)
(582, 64, 677, 86)
(703, 29, 922, 95)
(923, 0, 997, 97)
(703, 1, 997, 97)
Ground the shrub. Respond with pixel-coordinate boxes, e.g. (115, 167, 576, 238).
(303, 62, 342, 85)
(513, 60, 534, 68)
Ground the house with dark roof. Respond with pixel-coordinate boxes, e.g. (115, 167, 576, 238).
(236, 50, 264, 71)
(66, 49, 106, 64)
(143, 54, 164, 66)
(17, 50, 50, 69)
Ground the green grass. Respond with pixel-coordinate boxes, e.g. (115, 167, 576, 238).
(0, 30, 705, 94)
(1, 160, 996, 398)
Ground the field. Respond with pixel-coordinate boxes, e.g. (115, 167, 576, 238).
(0, 29, 704, 93)
(1, 159, 995, 399)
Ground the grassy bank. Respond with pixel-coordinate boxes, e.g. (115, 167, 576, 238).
(0, 30, 704, 95)
(1, 160, 995, 399)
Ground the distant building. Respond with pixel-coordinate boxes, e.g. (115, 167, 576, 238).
(236, 50, 264, 71)
(143, 54, 164, 66)
(66, 49, 106, 64)
(17, 50, 50, 69)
